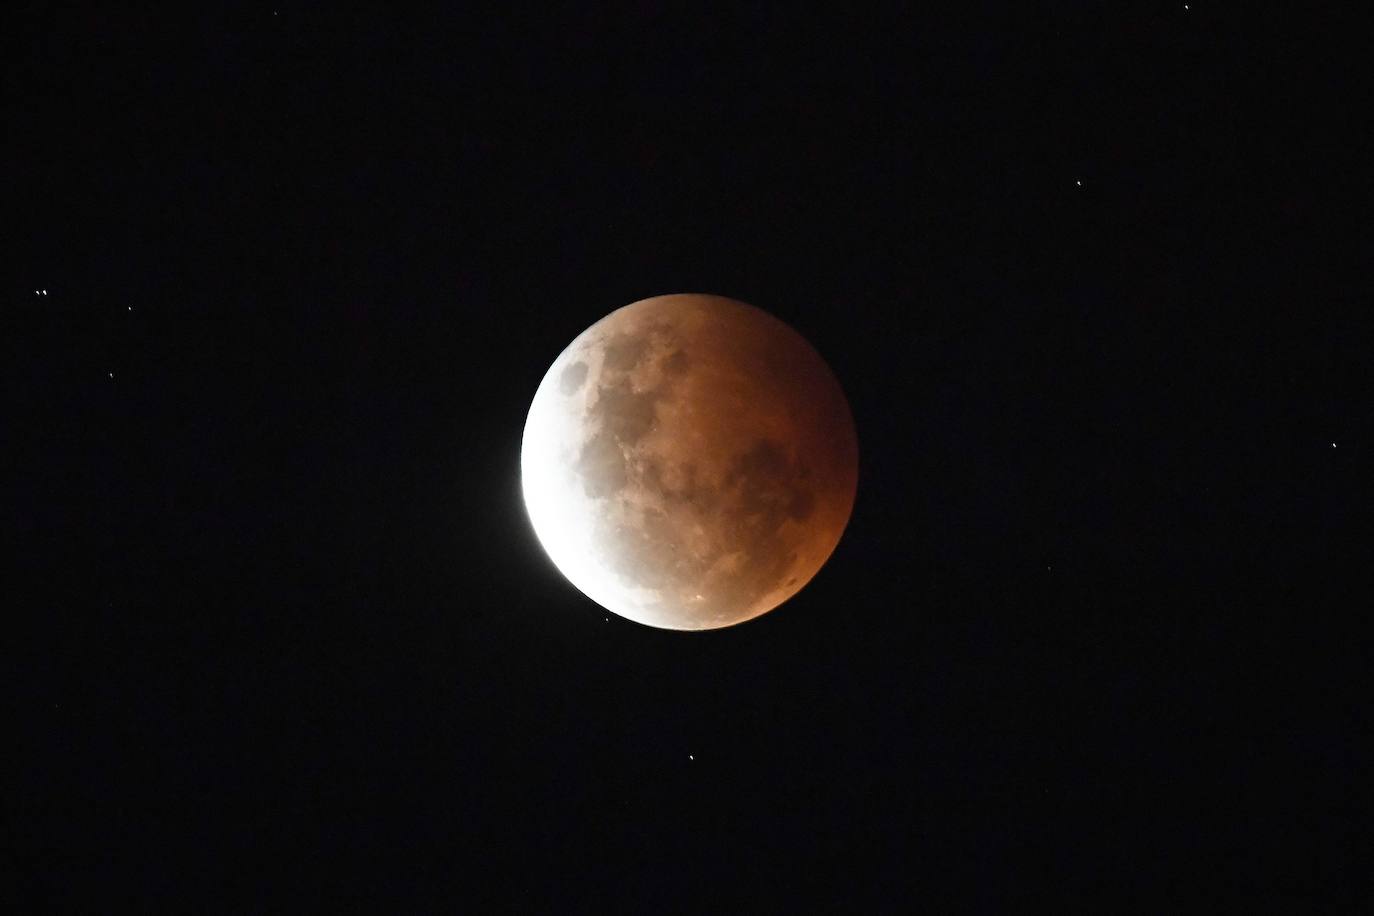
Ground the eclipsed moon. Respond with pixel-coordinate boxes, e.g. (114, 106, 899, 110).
(521, 293, 858, 630)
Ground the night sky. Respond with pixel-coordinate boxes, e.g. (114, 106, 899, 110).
(7, 4, 1367, 911)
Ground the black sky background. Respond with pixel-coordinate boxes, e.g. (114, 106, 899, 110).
(6, 3, 1368, 911)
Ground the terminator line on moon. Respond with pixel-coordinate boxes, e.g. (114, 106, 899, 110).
(521, 294, 858, 630)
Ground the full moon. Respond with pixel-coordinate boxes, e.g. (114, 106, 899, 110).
(521, 294, 858, 630)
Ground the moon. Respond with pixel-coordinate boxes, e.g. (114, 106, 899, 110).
(521, 294, 858, 630)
